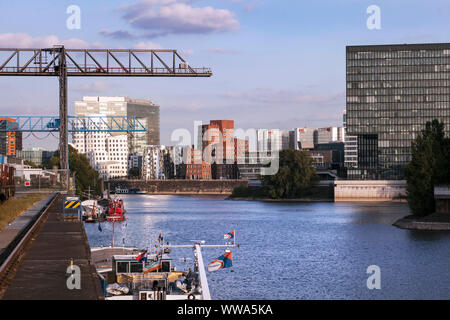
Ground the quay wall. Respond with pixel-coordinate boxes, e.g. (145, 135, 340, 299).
(107, 179, 248, 195)
(334, 180, 407, 202)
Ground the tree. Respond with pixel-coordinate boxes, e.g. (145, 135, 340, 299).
(262, 149, 317, 199)
(45, 145, 102, 197)
(24, 160, 41, 168)
(404, 120, 450, 216)
(129, 167, 141, 179)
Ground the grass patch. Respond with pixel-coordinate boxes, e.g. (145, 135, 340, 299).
(0, 193, 49, 231)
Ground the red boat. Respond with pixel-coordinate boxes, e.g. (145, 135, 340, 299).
(106, 199, 126, 222)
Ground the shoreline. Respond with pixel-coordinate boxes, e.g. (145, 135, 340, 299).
(227, 197, 333, 202)
(117, 192, 231, 196)
(393, 213, 450, 231)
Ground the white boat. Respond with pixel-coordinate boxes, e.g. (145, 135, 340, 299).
(81, 199, 105, 222)
(91, 233, 237, 300)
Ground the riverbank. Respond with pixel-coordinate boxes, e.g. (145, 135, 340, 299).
(227, 196, 333, 202)
(393, 212, 450, 231)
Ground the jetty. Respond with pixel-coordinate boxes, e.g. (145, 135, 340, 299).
(0, 193, 103, 300)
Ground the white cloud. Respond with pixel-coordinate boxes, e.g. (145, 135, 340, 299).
(72, 81, 117, 93)
(0, 33, 104, 49)
(180, 49, 194, 57)
(223, 87, 343, 105)
(133, 41, 163, 49)
(99, 29, 137, 40)
(208, 48, 243, 54)
(121, 0, 240, 37)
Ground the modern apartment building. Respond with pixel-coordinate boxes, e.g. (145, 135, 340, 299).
(314, 127, 345, 145)
(291, 128, 315, 150)
(346, 43, 450, 179)
(74, 96, 160, 154)
(0, 118, 22, 156)
(86, 135, 128, 179)
(200, 120, 235, 163)
(256, 129, 290, 152)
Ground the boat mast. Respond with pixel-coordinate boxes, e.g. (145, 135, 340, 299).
(111, 219, 115, 247)
(164, 233, 238, 300)
(194, 243, 211, 300)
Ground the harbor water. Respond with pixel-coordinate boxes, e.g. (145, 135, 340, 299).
(85, 195, 450, 300)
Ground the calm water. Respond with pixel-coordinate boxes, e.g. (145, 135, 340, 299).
(85, 195, 450, 300)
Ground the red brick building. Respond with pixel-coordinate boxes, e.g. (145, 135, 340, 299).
(183, 147, 211, 180)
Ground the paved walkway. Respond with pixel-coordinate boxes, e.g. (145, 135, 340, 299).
(2, 194, 104, 300)
(0, 193, 55, 257)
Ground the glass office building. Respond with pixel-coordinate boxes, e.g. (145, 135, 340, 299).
(346, 43, 450, 179)
(74, 96, 160, 154)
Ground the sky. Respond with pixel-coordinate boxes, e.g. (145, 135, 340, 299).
(0, 0, 449, 149)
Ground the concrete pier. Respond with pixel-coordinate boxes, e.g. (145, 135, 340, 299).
(1, 194, 103, 300)
(334, 180, 407, 202)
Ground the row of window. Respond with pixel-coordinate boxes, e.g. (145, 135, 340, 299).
(347, 102, 450, 110)
(348, 124, 446, 134)
(347, 113, 450, 122)
(347, 95, 450, 103)
(347, 87, 450, 95)
(347, 57, 450, 67)
(347, 72, 450, 81)
(347, 80, 450, 89)
(347, 49, 450, 59)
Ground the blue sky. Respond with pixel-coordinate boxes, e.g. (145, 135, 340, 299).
(0, 0, 449, 148)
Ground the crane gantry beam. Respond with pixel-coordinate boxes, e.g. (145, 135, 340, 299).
(0, 116, 147, 132)
(0, 47, 212, 77)
(0, 45, 212, 189)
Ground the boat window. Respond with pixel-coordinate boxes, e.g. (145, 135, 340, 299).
(117, 262, 129, 273)
(161, 261, 170, 272)
(130, 262, 143, 273)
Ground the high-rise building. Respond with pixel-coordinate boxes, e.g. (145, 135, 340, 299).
(291, 128, 315, 150)
(346, 43, 450, 179)
(343, 110, 358, 169)
(74, 96, 160, 154)
(314, 127, 345, 145)
(87, 134, 128, 179)
(142, 145, 165, 180)
(256, 129, 289, 152)
(0, 118, 22, 156)
(73, 116, 128, 179)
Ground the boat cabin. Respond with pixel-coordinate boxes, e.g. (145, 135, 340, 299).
(112, 254, 173, 275)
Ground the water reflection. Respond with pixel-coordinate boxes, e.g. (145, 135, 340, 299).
(85, 195, 450, 300)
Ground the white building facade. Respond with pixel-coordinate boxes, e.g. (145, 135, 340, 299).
(142, 145, 167, 180)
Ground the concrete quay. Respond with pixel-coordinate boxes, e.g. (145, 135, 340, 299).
(1, 193, 103, 300)
(0, 193, 56, 258)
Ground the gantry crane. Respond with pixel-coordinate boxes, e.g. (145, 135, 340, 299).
(0, 46, 212, 188)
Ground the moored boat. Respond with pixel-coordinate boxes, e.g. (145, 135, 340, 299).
(91, 231, 238, 300)
(106, 198, 126, 222)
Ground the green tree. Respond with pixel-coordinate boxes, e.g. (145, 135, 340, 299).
(24, 160, 41, 168)
(262, 149, 317, 199)
(129, 167, 140, 179)
(46, 145, 102, 197)
(404, 120, 450, 216)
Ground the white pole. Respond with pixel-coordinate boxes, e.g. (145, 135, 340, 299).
(194, 243, 211, 300)
(112, 219, 115, 247)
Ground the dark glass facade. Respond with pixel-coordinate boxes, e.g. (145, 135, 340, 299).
(346, 43, 450, 179)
